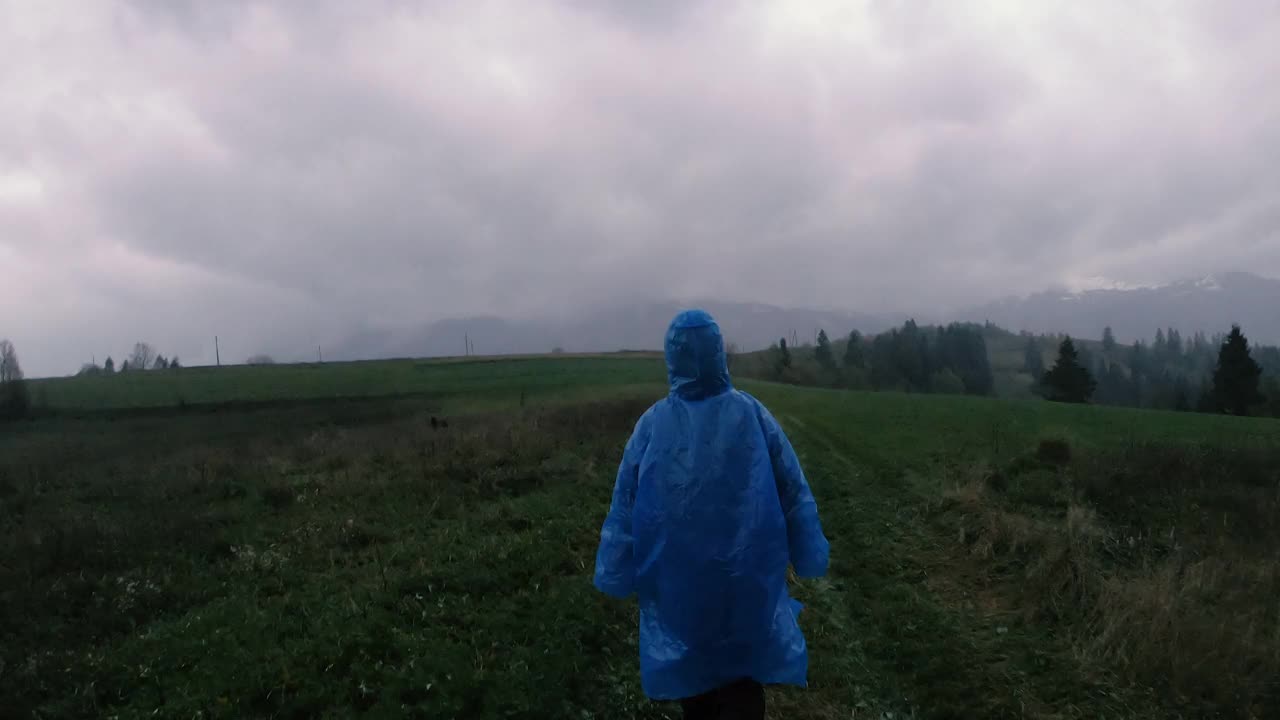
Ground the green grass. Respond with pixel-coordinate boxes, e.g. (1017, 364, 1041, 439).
(742, 383, 1280, 718)
(26, 354, 665, 412)
(4, 359, 1279, 718)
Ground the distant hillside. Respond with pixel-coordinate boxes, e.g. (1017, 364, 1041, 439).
(330, 301, 899, 361)
(961, 272, 1280, 344)
(330, 271, 1280, 364)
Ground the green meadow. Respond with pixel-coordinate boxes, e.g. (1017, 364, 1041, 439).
(4, 357, 1278, 718)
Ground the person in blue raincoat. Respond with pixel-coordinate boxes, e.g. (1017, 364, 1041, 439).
(594, 309, 830, 719)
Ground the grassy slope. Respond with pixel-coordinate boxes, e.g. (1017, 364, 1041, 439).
(743, 383, 1279, 718)
(4, 358, 1278, 718)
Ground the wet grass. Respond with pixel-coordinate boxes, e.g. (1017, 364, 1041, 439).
(745, 383, 1280, 719)
(4, 364, 1280, 718)
(24, 355, 665, 411)
(2, 395, 668, 719)
(935, 441, 1280, 717)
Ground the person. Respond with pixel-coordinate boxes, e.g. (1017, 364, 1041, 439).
(593, 309, 830, 719)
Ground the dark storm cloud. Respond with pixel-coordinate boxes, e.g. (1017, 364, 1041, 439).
(3, 0, 1279, 374)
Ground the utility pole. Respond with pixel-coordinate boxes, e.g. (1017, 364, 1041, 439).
(465, 333, 470, 357)
(215, 336, 221, 367)
(318, 345, 322, 363)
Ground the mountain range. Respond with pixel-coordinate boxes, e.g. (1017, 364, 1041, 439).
(328, 272, 1280, 361)
(328, 301, 902, 361)
(963, 272, 1280, 345)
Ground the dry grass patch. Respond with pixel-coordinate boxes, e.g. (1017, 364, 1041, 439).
(936, 440, 1280, 718)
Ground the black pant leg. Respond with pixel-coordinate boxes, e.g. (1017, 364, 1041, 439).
(719, 679, 765, 720)
(681, 690, 717, 720)
(682, 679, 765, 720)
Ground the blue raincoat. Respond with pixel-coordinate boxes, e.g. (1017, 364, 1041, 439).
(593, 309, 830, 701)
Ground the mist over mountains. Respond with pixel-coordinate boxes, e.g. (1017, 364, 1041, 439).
(330, 272, 1280, 362)
(960, 272, 1280, 345)
(330, 301, 902, 361)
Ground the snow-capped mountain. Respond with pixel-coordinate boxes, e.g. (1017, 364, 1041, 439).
(960, 272, 1280, 343)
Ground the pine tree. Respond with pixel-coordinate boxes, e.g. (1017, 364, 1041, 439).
(1173, 376, 1191, 412)
(894, 320, 931, 392)
(1192, 331, 1210, 355)
(1041, 337, 1096, 404)
(936, 324, 993, 396)
(843, 331, 865, 369)
(1212, 325, 1263, 415)
(1094, 361, 1132, 406)
(868, 332, 902, 390)
(1102, 327, 1116, 352)
(104, 357, 115, 374)
(814, 329, 835, 371)
(962, 327, 995, 396)
(1195, 378, 1216, 413)
(776, 338, 792, 374)
(1128, 341, 1148, 378)
(1023, 337, 1045, 380)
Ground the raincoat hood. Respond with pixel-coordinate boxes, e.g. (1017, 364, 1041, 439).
(665, 310, 732, 400)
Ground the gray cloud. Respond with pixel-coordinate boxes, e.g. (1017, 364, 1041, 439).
(3, 0, 1279, 374)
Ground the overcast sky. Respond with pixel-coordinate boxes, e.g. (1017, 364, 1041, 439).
(3, 1, 1279, 375)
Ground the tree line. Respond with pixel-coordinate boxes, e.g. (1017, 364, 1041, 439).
(1034, 324, 1279, 417)
(0, 339, 192, 421)
(734, 318, 1280, 419)
(77, 342, 181, 376)
(738, 320, 996, 397)
(6, 322, 1279, 422)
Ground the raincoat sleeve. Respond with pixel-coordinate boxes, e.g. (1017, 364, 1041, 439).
(593, 413, 649, 598)
(758, 403, 830, 578)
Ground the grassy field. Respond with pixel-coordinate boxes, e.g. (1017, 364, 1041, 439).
(4, 357, 1279, 718)
(24, 354, 664, 412)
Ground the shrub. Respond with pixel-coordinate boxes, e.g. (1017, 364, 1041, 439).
(1035, 438, 1071, 466)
